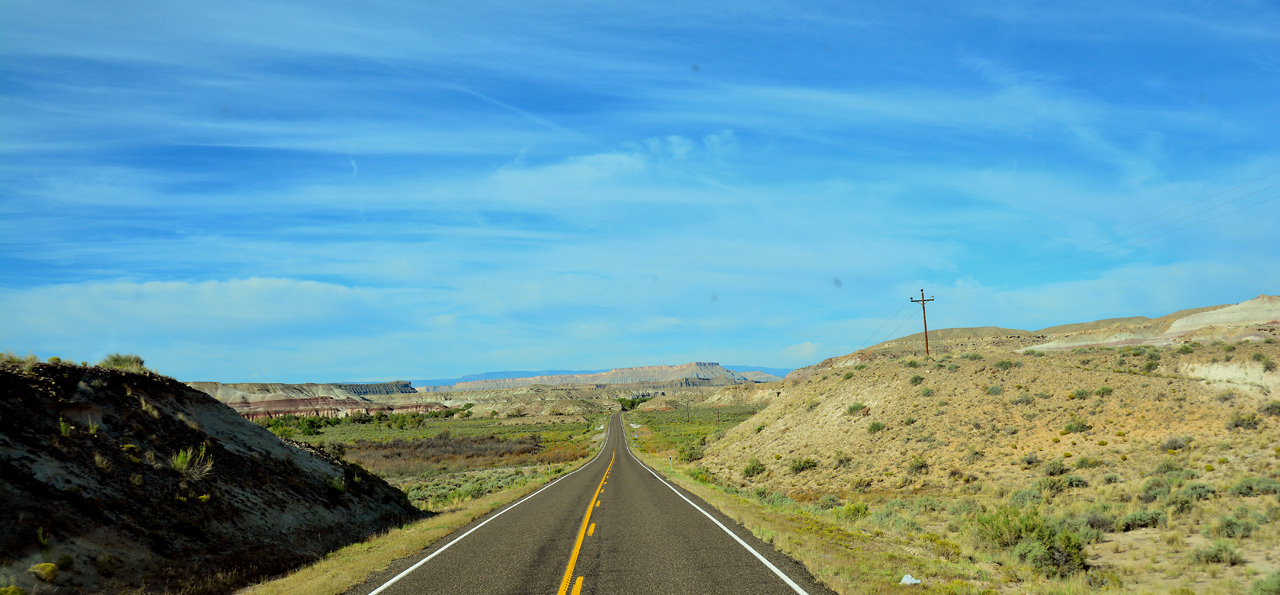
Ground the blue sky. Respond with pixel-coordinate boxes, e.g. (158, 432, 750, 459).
(2, 1, 1278, 383)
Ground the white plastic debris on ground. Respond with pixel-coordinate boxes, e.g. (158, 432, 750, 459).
(899, 574, 921, 585)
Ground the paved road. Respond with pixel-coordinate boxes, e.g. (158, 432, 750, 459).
(354, 413, 834, 595)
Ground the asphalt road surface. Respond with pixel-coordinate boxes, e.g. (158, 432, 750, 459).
(352, 413, 835, 595)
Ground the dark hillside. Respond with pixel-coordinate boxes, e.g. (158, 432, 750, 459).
(0, 362, 421, 594)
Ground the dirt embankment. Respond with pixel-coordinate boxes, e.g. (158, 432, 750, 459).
(0, 364, 421, 594)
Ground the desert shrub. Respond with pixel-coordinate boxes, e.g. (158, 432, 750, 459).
(845, 402, 867, 415)
(994, 360, 1014, 370)
(919, 387, 933, 397)
(1211, 515, 1257, 538)
(1261, 401, 1280, 417)
(907, 456, 929, 475)
(904, 359, 920, 368)
(971, 507, 1086, 577)
(1181, 482, 1216, 501)
(834, 451, 851, 467)
(1074, 456, 1104, 469)
(986, 385, 1003, 396)
(1115, 510, 1166, 531)
(98, 353, 149, 373)
(677, 437, 706, 462)
(1103, 473, 1120, 485)
(1251, 570, 1280, 595)
(1021, 452, 1041, 467)
(1217, 390, 1237, 402)
(946, 363, 959, 372)
(686, 466, 712, 483)
(169, 444, 213, 482)
(837, 501, 870, 520)
(1095, 386, 1112, 396)
(1228, 411, 1261, 430)
(867, 421, 885, 433)
(1070, 389, 1090, 400)
(1036, 475, 1087, 496)
(1011, 393, 1033, 405)
(790, 458, 818, 473)
(1009, 488, 1042, 508)
(1191, 540, 1243, 565)
(1229, 477, 1280, 497)
(1159, 436, 1193, 452)
(842, 371, 854, 380)
(816, 494, 840, 510)
(909, 374, 924, 385)
(1177, 344, 1194, 354)
(1043, 459, 1068, 476)
(1139, 477, 1171, 503)
(743, 458, 765, 478)
(870, 508, 921, 532)
(1063, 415, 1091, 434)
(1167, 492, 1196, 514)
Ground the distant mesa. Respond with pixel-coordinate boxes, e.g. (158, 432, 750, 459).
(185, 380, 438, 420)
(417, 362, 777, 392)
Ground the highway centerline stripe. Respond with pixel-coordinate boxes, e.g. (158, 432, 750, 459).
(366, 415, 613, 595)
(557, 448, 615, 595)
(622, 429, 811, 595)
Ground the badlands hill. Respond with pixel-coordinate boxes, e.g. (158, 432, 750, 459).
(186, 380, 441, 420)
(666, 294, 1279, 592)
(0, 362, 420, 594)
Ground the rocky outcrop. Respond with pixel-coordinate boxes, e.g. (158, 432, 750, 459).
(0, 363, 421, 594)
(187, 380, 425, 420)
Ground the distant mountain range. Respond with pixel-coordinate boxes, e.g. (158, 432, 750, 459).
(412, 364, 790, 389)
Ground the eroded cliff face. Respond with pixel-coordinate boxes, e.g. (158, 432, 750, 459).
(0, 364, 421, 594)
(187, 380, 435, 419)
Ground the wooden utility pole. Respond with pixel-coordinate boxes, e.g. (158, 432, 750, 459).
(910, 289, 935, 356)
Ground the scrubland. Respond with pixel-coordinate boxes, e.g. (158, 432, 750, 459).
(632, 339, 1280, 594)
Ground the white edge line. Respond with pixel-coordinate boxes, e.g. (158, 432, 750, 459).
(367, 415, 614, 595)
(622, 427, 811, 595)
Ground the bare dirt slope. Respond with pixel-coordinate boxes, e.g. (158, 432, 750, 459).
(0, 363, 420, 594)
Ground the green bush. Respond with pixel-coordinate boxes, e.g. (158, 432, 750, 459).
(1211, 515, 1257, 538)
(909, 375, 924, 385)
(1063, 415, 1091, 434)
(1251, 569, 1280, 595)
(1009, 488, 1042, 508)
(907, 456, 929, 475)
(845, 402, 867, 415)
(1181, 483, 1216, 501)
(1158, 436, 1192, 452)
(1261, 401, 1280, 417)
(98, 353, 149, 373)
(987, 385, 1002, 396)
(1191, 540, 1243, 565)
(1139, 477, 1170, 503)
(743, 458, 765, 478)
(971, 507, 1085, 577)
(919, 387, 933, 397)
(867, 421, 885, 434)
(1011, 394, 1033, 405)
(1043, 459, 1068, 476)
(790, 458, 818, 473)
(1177, 344, 1194, 354)
(1115, 510, 1166, 531)
(837, 501, 869, 520)
(1228, 411, 1261, 430)
(1229, 477, 1280, 497)
(994, 360, 1015, 370)
(677, 437, 706, 462)
(1095, 386, 1113, 396)
(843, 371, 854, 380)
(1073, 456, 1104, 469)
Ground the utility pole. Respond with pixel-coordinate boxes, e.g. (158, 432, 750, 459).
(910, 289, 935, 356)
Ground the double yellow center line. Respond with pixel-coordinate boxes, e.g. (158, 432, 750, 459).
(557, 449, 614, 595)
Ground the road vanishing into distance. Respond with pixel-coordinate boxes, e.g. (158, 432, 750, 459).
(354, 413, 835, 595)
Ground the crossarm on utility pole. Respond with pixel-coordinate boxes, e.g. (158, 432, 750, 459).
(910, 289, 935, 356)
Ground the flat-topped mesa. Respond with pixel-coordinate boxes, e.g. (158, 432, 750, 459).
(440, 362, 751, 391)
